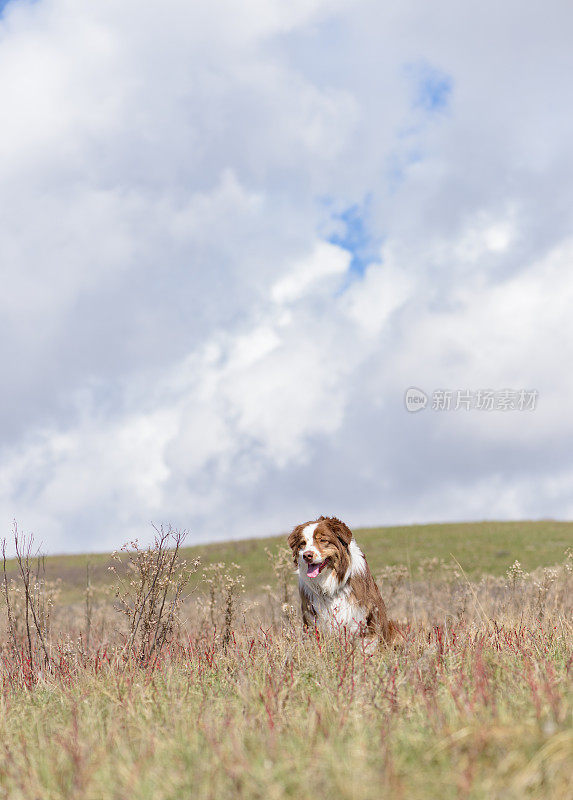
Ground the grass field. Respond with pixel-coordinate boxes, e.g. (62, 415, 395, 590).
(0, 520, 571, 799)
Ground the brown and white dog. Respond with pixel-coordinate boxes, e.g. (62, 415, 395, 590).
(287, 516, 395, 645)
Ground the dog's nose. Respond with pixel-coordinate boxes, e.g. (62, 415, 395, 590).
(302, 550, 314, 563)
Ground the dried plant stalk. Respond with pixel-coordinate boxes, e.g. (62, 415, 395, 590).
(110, 525, 199, 667)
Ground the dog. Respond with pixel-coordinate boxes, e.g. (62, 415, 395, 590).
(287, 516, 396, 645)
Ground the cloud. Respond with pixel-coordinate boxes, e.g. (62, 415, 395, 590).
(1, 0, 572, 551)
(271, 241, 350, 303)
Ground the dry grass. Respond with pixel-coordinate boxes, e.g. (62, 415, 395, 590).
(0, 529, 571, 799)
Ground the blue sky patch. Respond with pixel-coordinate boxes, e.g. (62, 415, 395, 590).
(327, 198, 382, 279)
(406, 61, 453, 112)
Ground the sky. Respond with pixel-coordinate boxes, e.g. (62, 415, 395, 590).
(1, 0, 573, 553)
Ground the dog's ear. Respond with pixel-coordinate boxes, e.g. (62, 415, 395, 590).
(287, 524, 305, 565)
(325, 517, 353, 548)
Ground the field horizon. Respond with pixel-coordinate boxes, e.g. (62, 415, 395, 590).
(3, 518, 572, 603)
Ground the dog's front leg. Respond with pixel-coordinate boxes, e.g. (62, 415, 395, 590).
(301, 591, 317, 630)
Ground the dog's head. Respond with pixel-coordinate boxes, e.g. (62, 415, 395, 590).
(287, 516, 353, 583)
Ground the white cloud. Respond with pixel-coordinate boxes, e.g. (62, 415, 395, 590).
(271, 241, 350, 303)
(342, 251, 413, 337)
(1, 0, 572, 551)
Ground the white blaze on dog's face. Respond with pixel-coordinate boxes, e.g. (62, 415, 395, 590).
(298, 522, 325, 577)
(287, 517, 353, 581)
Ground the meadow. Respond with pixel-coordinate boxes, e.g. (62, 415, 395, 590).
(0, 520, 571, 799)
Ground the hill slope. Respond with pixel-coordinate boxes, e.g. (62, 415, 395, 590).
(4, 519, 572, 602)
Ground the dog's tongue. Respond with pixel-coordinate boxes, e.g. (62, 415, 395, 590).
(307, 562, 321, 578)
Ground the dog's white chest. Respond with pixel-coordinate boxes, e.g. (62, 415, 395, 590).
(303, 583, 366, 634)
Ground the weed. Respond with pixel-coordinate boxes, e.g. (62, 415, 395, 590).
(202, 561, 245, 648)
(109, 525, 199, 667)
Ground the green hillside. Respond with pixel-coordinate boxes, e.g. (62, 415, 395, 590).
(3, 519, 572, 603)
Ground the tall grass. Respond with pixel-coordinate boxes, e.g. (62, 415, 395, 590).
(0, 532, 571, 799)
